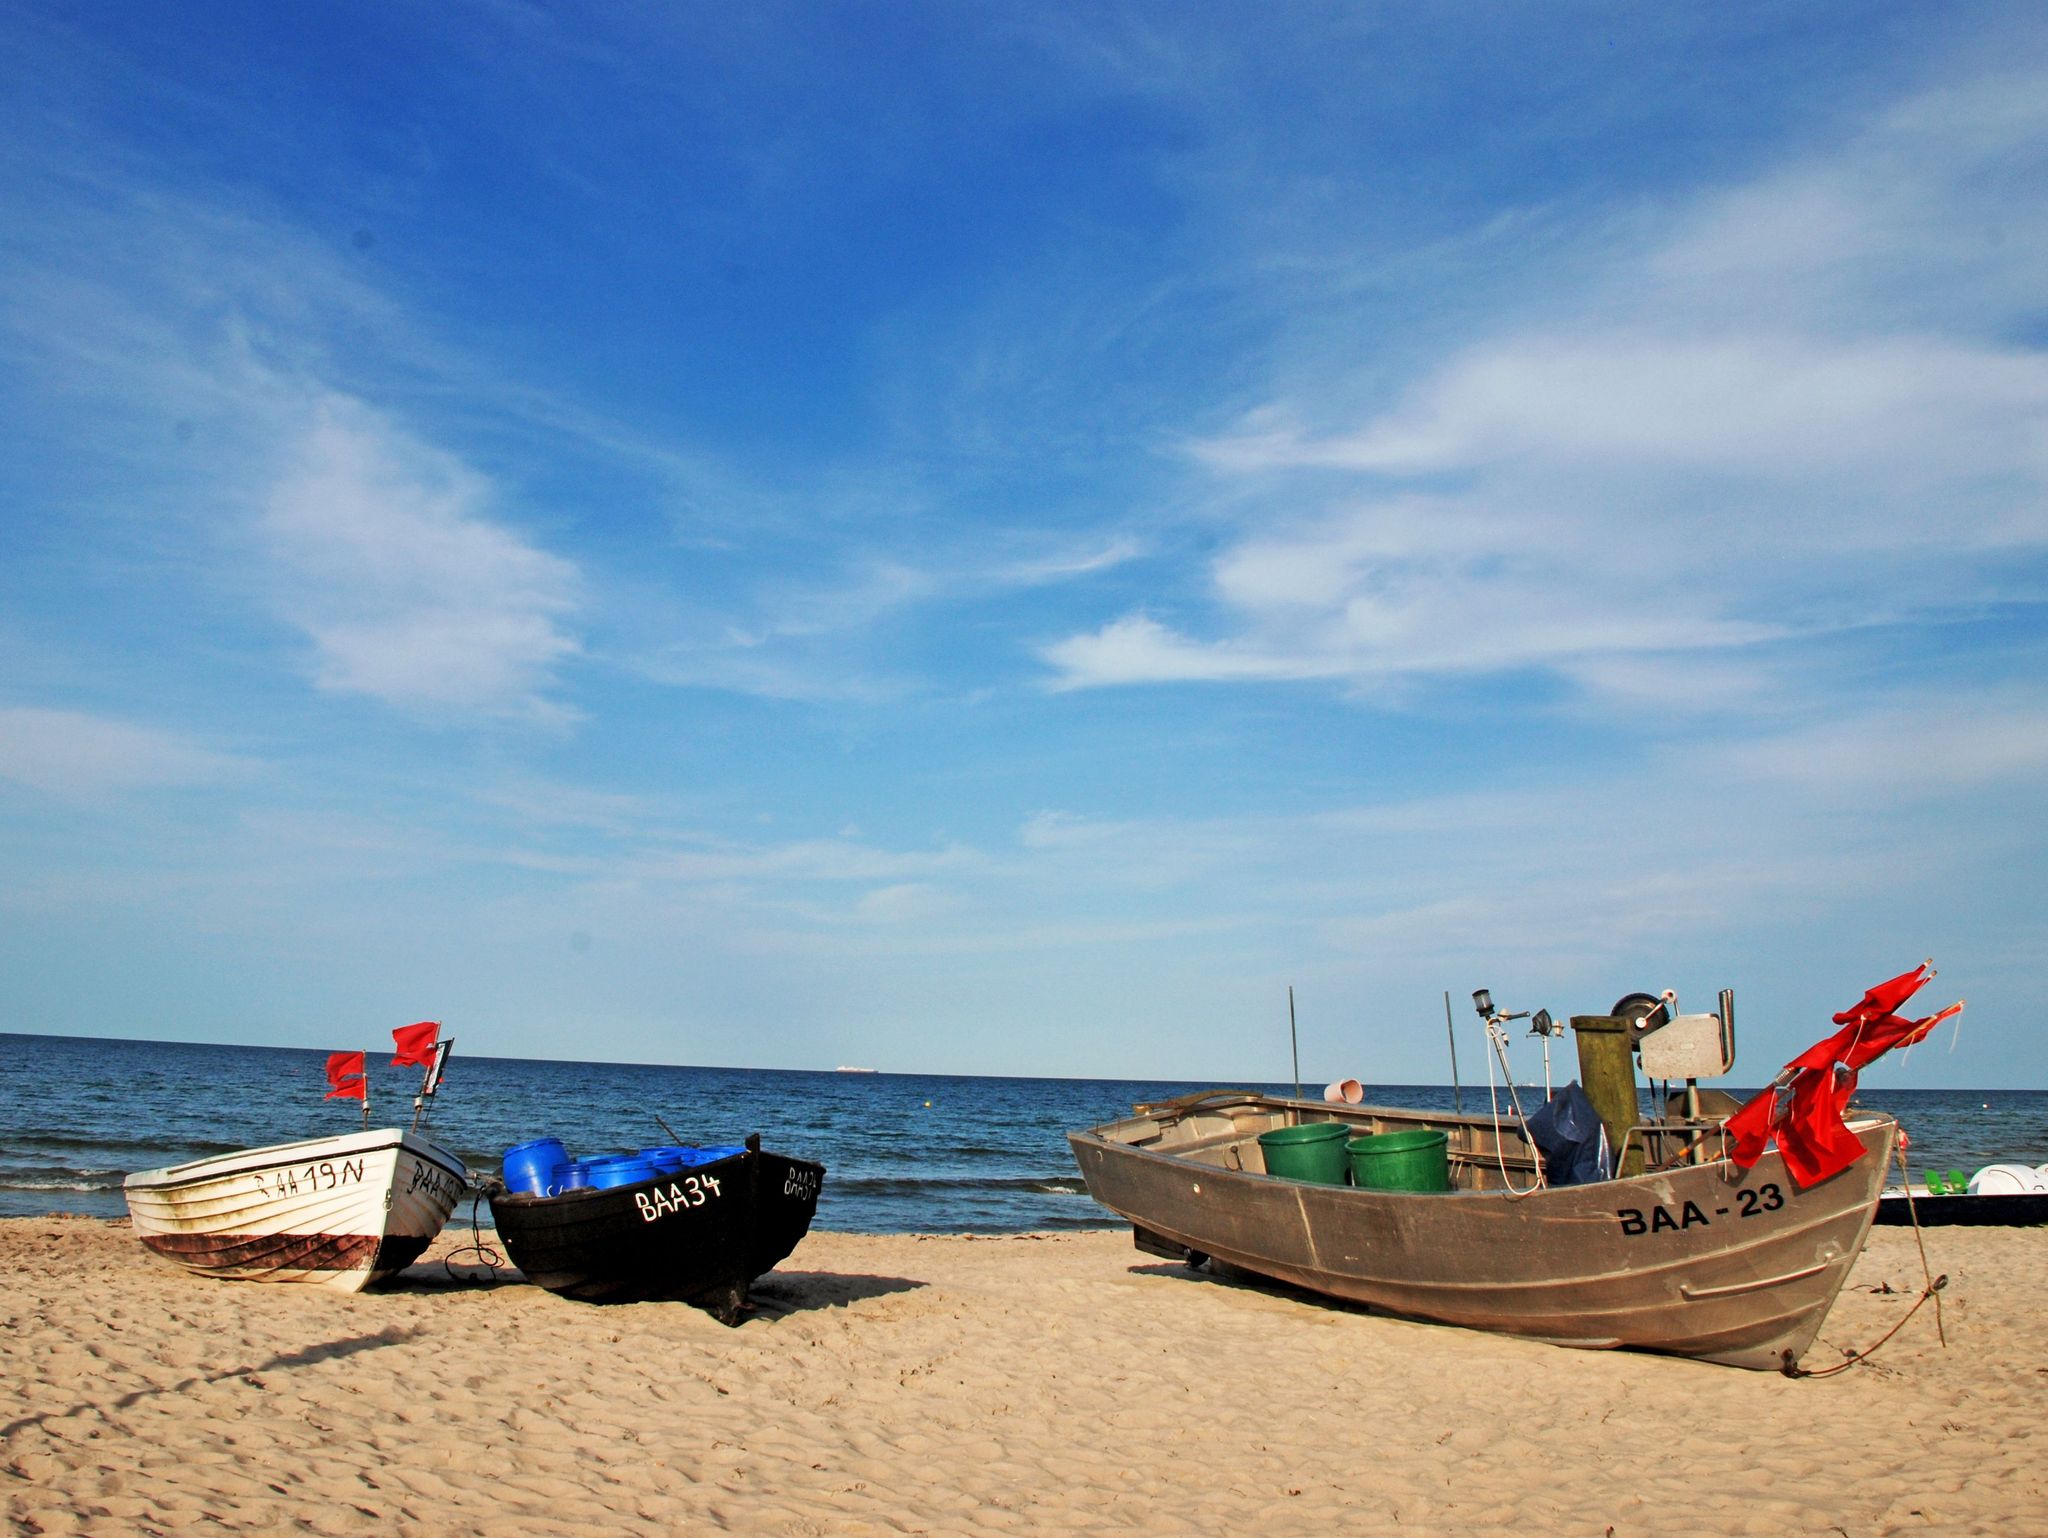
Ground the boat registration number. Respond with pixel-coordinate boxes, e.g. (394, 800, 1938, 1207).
(1615, 1182, 1784, 1236)
(783, 1168, 820, 1201)
(251, 1157, 366, 1199)
(634, 1174, 721, 1223)
(405, 1159, 463, 1204)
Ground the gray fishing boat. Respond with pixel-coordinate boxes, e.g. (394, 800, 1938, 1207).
(1071, 972, 1952, 1372)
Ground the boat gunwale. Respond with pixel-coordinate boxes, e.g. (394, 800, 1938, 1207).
(1073, 1094, 1895, 1204)
(124, 1127, 467, 1193)
(489, 1147, 773, 1208)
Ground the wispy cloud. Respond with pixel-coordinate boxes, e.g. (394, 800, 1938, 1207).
(260, 399, 583, 718)
(1196, 335, 2048, 487)
(0, 707, 251, 800)
(0, 163, 596, 721)
(1045, 57, 2048, 699)
(626, 532, 1146, 702)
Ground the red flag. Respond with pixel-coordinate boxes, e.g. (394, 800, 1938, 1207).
(1831, 960, 1935, 1027)
(324, 1050, 367, 1100)
(1728, 965, 1963, 1186)
(391, 1020, 441, 1069)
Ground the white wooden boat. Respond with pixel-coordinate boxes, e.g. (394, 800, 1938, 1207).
(124, 1029, 467, 1292)
(124, 1126, 469, 1292)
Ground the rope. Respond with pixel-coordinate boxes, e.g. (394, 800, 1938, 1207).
(1482, 1020, 1545, 1197)
(441, 1186, 503, 1283)
(1781, 1140, 1948, 1378)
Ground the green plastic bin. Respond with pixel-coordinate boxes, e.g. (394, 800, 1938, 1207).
(1256, 1121, 1351, 1184)
(1347, 1128, 1451, 1192)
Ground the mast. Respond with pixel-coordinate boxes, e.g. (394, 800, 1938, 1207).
(411, 1039, 452, 1131)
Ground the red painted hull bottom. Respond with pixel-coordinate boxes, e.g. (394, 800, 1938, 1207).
(138, 1230, 435, 1277)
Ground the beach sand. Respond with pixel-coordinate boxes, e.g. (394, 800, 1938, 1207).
(4, 1217, 2044, 1536)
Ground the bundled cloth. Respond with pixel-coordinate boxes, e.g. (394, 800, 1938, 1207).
(1525, 1081, 1611, 1186)
(1726, 961, 1962, 1188)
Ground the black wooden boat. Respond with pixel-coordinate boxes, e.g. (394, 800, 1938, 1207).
(487, 1134, 825, 1324)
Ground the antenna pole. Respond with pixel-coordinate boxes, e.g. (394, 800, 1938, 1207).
(1443, 991, 1463, 1112)
(1288, 985, 1301, 1104)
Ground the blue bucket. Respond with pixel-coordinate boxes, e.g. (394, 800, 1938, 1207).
(502, 1138, 570, 1197)
(638, 1146, 689, 1173)
(557, 1161, 592, 1191)
(586, 1155, 661, 1190)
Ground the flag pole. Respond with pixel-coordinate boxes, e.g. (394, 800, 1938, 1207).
(362, 1046, 371, 1131)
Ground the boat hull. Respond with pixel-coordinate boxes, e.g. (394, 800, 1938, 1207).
(1874, 1190, 2048, 1227)
(487, 1146, 824, 1324)
(123, 1128, 469, 1293)
(1070, 1096, 1895, 1371)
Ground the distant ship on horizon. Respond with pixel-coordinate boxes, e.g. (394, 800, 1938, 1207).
(834, 1065, 879, 1074)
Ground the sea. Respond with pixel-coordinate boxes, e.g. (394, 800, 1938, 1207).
(4, 1032, 2045, 1231)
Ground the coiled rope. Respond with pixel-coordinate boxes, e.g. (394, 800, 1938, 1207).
(441, 1185, 503, 1283)
(1781, 1141, 1948, 1378)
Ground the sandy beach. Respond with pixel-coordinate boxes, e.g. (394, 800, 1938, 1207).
(4, 1216, 2044, 1537)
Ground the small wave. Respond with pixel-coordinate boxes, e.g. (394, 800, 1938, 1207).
(827, 1173, 1090, 1196)
(0, 1172, 125, 1193)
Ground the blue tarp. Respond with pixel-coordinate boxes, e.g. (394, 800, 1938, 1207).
(1524, 1081, 1612, 1185)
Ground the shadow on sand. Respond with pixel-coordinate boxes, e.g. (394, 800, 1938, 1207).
(1, 1327, 423, 1440)
(743, 1270, 928, 1319)
(1129, 1256, 1378, 1316)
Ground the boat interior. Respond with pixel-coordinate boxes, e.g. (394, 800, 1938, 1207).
(1105, 1090, 1766, 1193)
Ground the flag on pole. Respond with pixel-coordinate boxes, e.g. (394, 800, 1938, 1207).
(391, 1020, 441, 1068)
(1727, 961, 1963, 1187)
(324, 1050, 367, 1100)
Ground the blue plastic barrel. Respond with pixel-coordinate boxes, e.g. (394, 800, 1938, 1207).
(586, 1155, 661, 1190)
(557, 1161, 592, 1191)
(638, 1146, 689, 1173)
(502, 1138, 570, 1197)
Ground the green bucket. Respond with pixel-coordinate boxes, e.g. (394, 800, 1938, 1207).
(1256, 1121, 1351, 1184)
(1347, 1129, 1452, 1192)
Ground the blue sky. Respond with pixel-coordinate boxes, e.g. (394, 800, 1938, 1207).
(2, 3, 2043, 1086)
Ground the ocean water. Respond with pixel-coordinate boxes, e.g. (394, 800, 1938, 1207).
(3, 1032, 2044, 1230)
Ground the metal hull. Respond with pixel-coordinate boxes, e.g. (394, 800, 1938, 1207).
(123, 1128, 468, 1293)
(1070, 1095, 1895, 1371)
(488, 1147, 824, 1324)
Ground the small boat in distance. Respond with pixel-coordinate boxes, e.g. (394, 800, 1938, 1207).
(834, 1065, 878, 1074)
(487, 1134, 825, 1324)
(1875, 1163, 2048, 1227)
(124, 1026, 465, 1292)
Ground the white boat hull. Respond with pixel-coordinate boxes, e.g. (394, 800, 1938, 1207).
(123, 1128, 468, 1293)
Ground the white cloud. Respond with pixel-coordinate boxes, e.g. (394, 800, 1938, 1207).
(261, 401, 583, 717)
(0, 707, 249, 799)
(642, 834, 975, 885)
(995, 536, 1145, 585)
(1042, 613, 1341, 690)
(1201, 334, 2048, 489)
(1051, 57, 2048, 698)
(1719, 692, 2048, 796)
